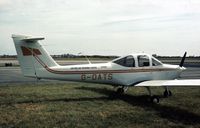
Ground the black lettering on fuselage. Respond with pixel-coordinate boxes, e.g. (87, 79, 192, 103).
(80, 73, 112, 81)
(108, 73, 112, 80)
(81, 74, 86, 80)
(92, 74, 97, 80)
(98, 74, 102, 80)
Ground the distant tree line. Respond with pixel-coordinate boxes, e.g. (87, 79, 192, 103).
(0, 54, 17, 58)
(0, 54, 119, 59)
(152, 54, 200, 59)
(1, 54, 200, 59)
(51, 54, 119, 59)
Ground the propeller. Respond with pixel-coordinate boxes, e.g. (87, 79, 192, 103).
(179, 52, 187, 67)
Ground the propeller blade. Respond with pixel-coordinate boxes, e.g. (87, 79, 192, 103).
(179, 52, 187, 67)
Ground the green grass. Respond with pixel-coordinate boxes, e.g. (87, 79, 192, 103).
(0, 82, 200, 128)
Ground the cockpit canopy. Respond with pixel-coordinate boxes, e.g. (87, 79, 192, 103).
(113, 54, 162, 67)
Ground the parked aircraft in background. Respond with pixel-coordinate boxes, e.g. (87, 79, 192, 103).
(12, 34, 200, 103)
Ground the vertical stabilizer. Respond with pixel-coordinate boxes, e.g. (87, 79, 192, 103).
(12, 34, 58, 78)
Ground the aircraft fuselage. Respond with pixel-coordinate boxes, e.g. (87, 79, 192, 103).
(34, 55, 185, 86)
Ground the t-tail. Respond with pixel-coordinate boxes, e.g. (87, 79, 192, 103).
(12, 34, 58, 78)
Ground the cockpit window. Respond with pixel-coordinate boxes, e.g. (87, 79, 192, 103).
(138, 55, 150, 67)
(125, 56, 135, 67)
(152, 58, 162, 66)
(114, 55, 135, 67)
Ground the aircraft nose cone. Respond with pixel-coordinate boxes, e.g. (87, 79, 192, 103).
(181, 66, 186, 70)
(178, 66, 186, 72)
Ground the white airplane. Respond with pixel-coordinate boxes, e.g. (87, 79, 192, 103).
(12, 34, 200, 103)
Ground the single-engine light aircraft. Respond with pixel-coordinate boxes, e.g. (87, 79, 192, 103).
(12, 34, 200, 103)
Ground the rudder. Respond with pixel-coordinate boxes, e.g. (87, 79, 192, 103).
(12, 34, 58, 78)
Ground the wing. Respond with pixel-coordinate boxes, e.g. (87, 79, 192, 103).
(135, 79, 200, 86)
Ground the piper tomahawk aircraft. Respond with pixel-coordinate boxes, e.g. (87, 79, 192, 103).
(12, 34, 200, 103)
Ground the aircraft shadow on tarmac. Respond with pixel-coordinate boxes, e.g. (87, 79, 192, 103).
(2, 86, 200, 125)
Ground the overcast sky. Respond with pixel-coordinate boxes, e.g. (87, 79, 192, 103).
(1, 0, 200, 56)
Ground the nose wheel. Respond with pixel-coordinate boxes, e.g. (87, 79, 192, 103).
(163, 86, 172, 97)
(163, 90, 172, 97)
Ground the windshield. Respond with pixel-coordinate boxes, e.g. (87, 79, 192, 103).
(152, 57, 162, 66)
(113, 55, 135, 67)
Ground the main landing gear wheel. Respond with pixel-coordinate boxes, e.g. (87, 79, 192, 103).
(116, 88, 124, 95)
(145, 87, 159, 103)
(150, 96, 159, 104)
(116, 86, 128, 95)
(163, 90, 172, 97)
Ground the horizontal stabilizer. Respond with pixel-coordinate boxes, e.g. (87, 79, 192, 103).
(22, 37, 45, 42)
(12, 34, 44, 42)
(135, 80, 200, 86)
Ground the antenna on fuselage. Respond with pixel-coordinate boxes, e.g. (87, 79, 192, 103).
(78, 52, 91, 64)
